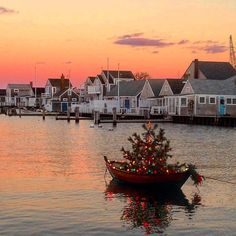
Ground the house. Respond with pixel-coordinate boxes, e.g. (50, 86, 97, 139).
(5, 84, 34, 107)
(182, 59, 236, 80)
(49, 88, 79, 112)
(84, 75, 105, 102)
(32, 86, 45, 108)
(173, 76, 236, 117)
(101, 70, 135, 92)
(105, 80, 146, 114)
(0, 89, 6, 107)
(44, 74, 72, 98)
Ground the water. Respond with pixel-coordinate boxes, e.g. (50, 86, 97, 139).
(0, 116, 235, 235)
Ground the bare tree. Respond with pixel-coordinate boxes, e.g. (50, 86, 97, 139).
(134, 72, 150, 80)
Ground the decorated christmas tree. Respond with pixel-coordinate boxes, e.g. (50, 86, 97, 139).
(120, 121, 204, 186)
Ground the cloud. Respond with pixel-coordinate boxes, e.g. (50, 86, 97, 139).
(178, 39, 189, 45)
(202, 44, 227, 54)
(119, 33, 144, 39)
(152, 50, 159, 54)
(193, 40, 219, 44)
(0, 6, 18, 15)
(114, 36, 174, 47)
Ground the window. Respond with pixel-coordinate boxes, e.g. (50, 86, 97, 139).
(199, 96, 206, 104)
(181, 97, 187, 107)
(233, 98, 236, 105)
(164, 85, 168, 91)
(52, 87, 56, 94)
(68, 90, 72, 96)
(209, 97, 216, 104)
(63, 98, 68, 101)
(226, 98, 232, 105)
(14, 89, 19, 92)
(72, 98, 77, 102)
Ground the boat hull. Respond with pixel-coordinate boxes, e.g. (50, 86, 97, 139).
(104, 157, 190, 189)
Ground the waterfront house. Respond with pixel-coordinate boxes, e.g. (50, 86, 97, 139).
(0, 89, 6, 107)
(105, 80, 146, 114)
(44, 74, 72, 98)
(173, 76, 236, 117)
(49, 88, 79, 112)
(84, 75, 105, 102)
(182, 59, 236, 80)
(6, 84, 34, 107)
(101, 70, 135, 92)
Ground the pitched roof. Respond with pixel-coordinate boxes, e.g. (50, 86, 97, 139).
(148, 79, 165, 97)
(88, 76, 96, 83)
(167, 79, 185, 94)
(97, 74, 105, 84)
(102, 70, 135, 79)
(48, 78, 72, 88)
(32, 87, 45, 96)
(187, 76, 236, 95)
(0, 89, 6, 96)
(198, 61, 236, 80)
(7, 84, 32, 89)
(105, 80, 145, 96)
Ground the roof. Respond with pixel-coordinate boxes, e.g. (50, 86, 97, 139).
(167, 79, 185, 94)
(88, 76, 96, 83)
(148, 79, 165, 97)
(32, 87, 45, 96)
(0, 89, 6, 96)
(7, 84, 32, 89)
(97, 74, 105, 84)
(48, 78, 72, 88)
(105, 80, 145, 97)
(198, 61, 236, 80)
(102, 70, 135, 79)
(187, 76, 236, 95)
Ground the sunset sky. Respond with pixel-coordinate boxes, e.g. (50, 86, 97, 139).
(0, 0, 236, 88)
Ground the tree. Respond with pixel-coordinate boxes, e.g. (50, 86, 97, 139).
(134, 72, 150, 80)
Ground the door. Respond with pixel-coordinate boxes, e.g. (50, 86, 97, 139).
(218, 97, 225, 116)
(61, 102, 68, 112)
(124, 99, 130, 111)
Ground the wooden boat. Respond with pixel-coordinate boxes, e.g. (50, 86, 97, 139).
(104, 156, 191, 189)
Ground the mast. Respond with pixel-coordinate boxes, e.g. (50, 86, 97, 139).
(230, 35, 236, 69)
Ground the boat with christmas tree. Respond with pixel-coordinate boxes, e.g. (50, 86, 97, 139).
(104, 121, 204, 189)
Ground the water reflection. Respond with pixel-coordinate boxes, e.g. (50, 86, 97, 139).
(105, 180, 201, 235)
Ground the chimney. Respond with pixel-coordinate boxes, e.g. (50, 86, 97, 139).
(30, 81, 33, 88)
(194, 59, 199, 79)
(60, 73, 65, 91)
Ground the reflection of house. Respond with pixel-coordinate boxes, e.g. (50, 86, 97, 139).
(0, 89, 6, 106)
(6, 84, 34, 107)
(182, 59, 236, 80)
(169, 76, 236, 117)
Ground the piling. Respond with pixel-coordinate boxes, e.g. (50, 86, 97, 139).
(42, 107, 45, 120)
(18, 107, 21, 118)
(75, 107, 80, 123)
(112, 107, 117, 126)
(67, 106, 71, 122)
(94, 111, 100, 125)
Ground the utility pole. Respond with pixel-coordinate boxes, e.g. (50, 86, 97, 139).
(230, 35, 236, 69)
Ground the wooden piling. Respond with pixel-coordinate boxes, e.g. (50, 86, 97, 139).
(112, 107, 117, 126)
(18, 107, 21, 118)
(75, 107, 80, 123)
(42, 107, 45, 120)
(94, 111, 100, 125)
(67, 106, 71, 122)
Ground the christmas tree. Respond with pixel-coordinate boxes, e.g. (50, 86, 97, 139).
(120, 121, 204, 186)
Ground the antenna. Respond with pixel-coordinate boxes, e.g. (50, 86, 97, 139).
(230, 35, 236, 69)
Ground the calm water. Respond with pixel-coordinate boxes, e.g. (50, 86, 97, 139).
(0, 115, 235, 235)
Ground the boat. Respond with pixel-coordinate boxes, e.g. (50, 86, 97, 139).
(104, 156, 191, 189)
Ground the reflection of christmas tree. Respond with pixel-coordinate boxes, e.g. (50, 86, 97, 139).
(120, 121, 204, 186)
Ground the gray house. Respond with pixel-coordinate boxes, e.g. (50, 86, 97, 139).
(176, 76, 236, 116)
(182, 59, 236, 80)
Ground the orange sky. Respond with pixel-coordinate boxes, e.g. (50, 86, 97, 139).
(0, 0, 236, 88)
